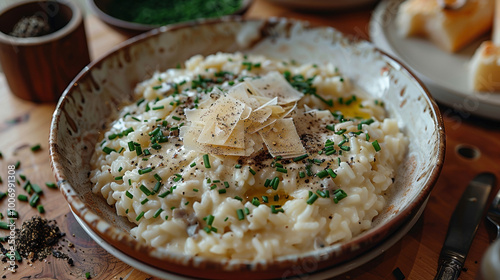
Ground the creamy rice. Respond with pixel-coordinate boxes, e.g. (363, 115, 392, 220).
(90, 52, 407, 261)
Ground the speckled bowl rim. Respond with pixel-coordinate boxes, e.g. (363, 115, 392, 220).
(49, 17, 445, 278)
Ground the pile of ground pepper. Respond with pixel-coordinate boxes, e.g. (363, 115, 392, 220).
(13, 216, 70, 263)
(9, 16, 52, 38)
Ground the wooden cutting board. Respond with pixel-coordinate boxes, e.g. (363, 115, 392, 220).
(0, 1, 499, 279)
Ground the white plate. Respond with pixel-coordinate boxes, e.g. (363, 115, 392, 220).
(72, 198, 427, 280)
(265, 0, 379, 10)
(370, 0, 500, 121)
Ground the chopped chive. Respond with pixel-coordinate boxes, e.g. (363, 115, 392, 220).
(0, 222, 8, 230)
(234, 196, 243, 201)
(128, 179, 132, 185)
(340, 146, 351, 151)
(338, 139, 347, 146)
(114, 176, 123, 181)
(169, 126, 178, 131)
(135, 143, 142, 156)
(153, 174, 162, 182)
(276, 167, 287, 173)
(224, 217, 229, 222)
(158, 191, 170, 198)
(249, 167, 256, 175)
(306, 164, 313, 177)
(18, 194, 28, 201)
(125, 191, 133, 199)
(316, 170, 328, 179)
(190, 162, 196, 168)
(206, 215, 215, 226)
(275, 162, 283, 168)
(193, 188, 199, 192)
(210, 184, 217, 190)
(7, 210, 18, 218)
(85, 272, 91, 279)
(152, 106, 164, 110)
(244, 207, 250, 215)
(141, 198, 149, 205)
(271, 177, 280, 190)
(136, 211, 145, 221)
(172, 116, 181, 121)
(212, 180, 221, 183)
(271, 205, 284, 214)
(218, 189, 226, 194)
(293, 154, 309, 162)
(366, 133, 370, 141)
(128, 141, 135, 151)
(264, 179, 271, 187)
(299, 171, 305, 178)
(335, 129, 347, 135)
(153, 208, 163, 218)
(31, 144, 41, 152)
(316, 190, 327, 198)
(327, 168, 337, 178)
(372, 140, 381, 152)
(152, 182, 161, 194)
(235, 164, 242, 169)
(138, 167, 153, 175)
(29, 194, 40, 207)
(333, 189, 348, 203)
(307, 193, 319, 205)
(326, 124, 335, 131)
(19, 174, 26, 181)
(313, 159, 322, 165)
(325, 150, 336, 156)
(139, 185, 152, 196)
(236, 209, 245, 220)
(37, 205, 45, 214)
(165, 215, 169, 220)
(224, 181, 229, 188)
(203, 154, 211, 168)
(274, 194, 279, 201)
(31, 184, 43, 194)
(252, 197, 260, 206)
(102, 147, 116, 154)
(14, 161, 20, 169)
(262, 196, 269, 203)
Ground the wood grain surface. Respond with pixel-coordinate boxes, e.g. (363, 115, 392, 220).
(0, 0, 499, 279)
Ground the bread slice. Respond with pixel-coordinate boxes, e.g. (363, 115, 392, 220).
(470, 41, 500, 91)
(397, 0, 494, 52)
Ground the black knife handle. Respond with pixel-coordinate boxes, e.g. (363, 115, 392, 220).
(434, 256, 463, 280)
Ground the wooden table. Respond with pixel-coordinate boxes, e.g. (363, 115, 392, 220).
(1, 1, 499, 279)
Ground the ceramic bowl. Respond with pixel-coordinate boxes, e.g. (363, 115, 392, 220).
(87, 0, 254, 33)
(49, 17, 445, 279)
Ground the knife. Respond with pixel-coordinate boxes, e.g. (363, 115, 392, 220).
(434, 172, 496, 280)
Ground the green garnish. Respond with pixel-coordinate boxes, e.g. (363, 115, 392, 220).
(316, 170, 328, 179)
(29, 194, 40, 207)
(271, 205, 284, 214)
(139, 185, 152, 196)
(37, 205, 45, 214)
(30, 144, 41, 152)
(153, 208, 163, 218)
(236, 209, 245, 220)
(141, 198, 149, 205)
(333, 189, 348, 203)
(372, 140, 381, 152)
(249, 167, 256, 175)
(18, 194, 28, 201)
(136, 211, 145, 221)
(125, 191, 133, 199)
(235, 164, 242, 169)
(306, 193, 319, 205)
(138, 167, 153, 175)
(102, 147, 116, 154)
(276, 167, 287, 173)
(203, 154, 211, 168)
(293, 154, 308, 162)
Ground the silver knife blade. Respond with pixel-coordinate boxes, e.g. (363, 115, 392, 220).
(434, 172, 495, 280)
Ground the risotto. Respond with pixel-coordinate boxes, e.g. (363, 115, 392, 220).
(90, 53, 408, 261)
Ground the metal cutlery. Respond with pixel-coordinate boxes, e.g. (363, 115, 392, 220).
(434, 172, 495, 280)
(486, 187, 500, 240)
